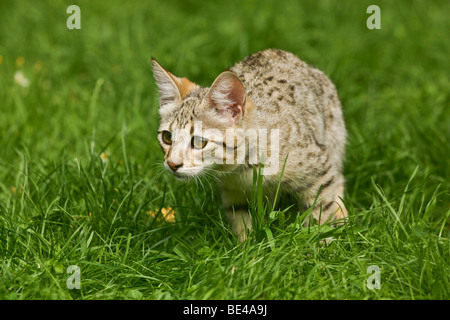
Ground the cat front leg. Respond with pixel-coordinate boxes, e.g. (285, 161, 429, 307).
(225, 206, 252, 243)
(221, 187, 252, 242)
(301, 172, 348, 226)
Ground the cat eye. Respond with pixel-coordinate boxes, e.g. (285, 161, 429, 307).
(191, 136, 208, 149)
(161, 131, 172, 145)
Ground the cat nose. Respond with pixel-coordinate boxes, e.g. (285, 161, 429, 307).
(167, 161, 182, 172)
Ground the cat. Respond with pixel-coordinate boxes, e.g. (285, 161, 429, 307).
(152, 49, 347, 242)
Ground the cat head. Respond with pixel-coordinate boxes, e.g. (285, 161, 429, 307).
(151, 59, 250, 179)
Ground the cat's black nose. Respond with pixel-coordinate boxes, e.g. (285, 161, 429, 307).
(167, 161, 182, 172)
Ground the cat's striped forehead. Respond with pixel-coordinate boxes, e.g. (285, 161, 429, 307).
(160, 87, 208, 129)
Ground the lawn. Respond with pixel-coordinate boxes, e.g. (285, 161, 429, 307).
(0, 0, 448, 300)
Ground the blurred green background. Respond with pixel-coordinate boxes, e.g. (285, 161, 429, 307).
(0, 0, 448, 299)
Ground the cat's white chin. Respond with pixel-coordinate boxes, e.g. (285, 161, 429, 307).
(172, 171, 189, 180)
(171, 167, 203, 180)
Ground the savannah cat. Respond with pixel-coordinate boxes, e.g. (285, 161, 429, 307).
(152, 49, 347, 242)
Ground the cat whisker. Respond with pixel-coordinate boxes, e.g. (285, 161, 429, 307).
(197, 171, 213, 206)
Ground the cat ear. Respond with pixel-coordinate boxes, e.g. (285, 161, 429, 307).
(151, 58, 198, 106)
(206, 71, 246, 125)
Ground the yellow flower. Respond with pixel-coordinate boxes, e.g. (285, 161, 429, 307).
(16, 56, 25, 67)
(100, 152, 108, 163)
(146, 207, 176, 223)
(34, 61, 43, 72)
(161, 207, 176, 222)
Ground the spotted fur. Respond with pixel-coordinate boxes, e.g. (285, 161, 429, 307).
(152, 49, 347, 242)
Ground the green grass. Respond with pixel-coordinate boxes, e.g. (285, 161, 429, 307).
(0, 0, 449, 300)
